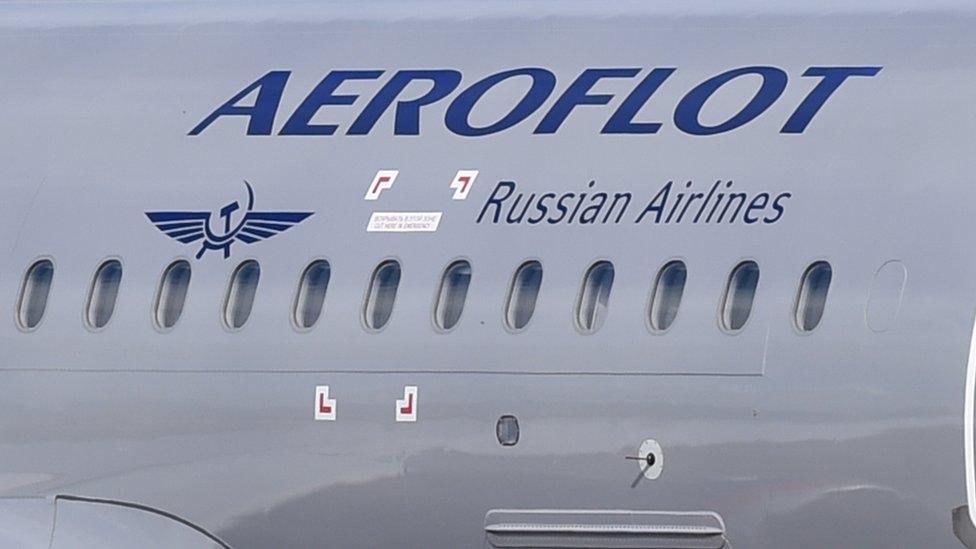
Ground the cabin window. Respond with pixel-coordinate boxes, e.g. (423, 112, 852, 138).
(795, 261, 832, 332)
(576, 261, 614, 333)
(496, 415, 520, 446)
(153, 260, 191, 330)
(720, 261, 759, 332)
(505, 261, 543, 331)
(293, 260, 331, 330)
(86, 259, 122, 329)
(17, 259, 54, 330)
(223, 260, 260, 330)
(648, 260, 687, 332)
(434, 260, 471, 331)
(364, 260, 401, 331)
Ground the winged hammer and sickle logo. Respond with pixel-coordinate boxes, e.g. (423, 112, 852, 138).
(145, 181, 313, 259)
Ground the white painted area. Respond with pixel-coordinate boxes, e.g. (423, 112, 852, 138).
(396, 385, 418, 422)
(364, 170, 398, 200)
(314, 385, 336, 421)
(639, 439, 664, 480)
(450, 170, 478, 200)
(367, 212, 441, 233)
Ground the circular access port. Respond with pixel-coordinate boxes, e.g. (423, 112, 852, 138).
(638, 439, 664, 480)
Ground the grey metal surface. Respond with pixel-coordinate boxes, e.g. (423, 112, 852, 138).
(0, 498, 54, 548)
(51, 497, 226, 549)
(0, 1, 973, 547)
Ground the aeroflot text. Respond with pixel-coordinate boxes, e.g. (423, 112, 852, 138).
(190, 66, 881, 137)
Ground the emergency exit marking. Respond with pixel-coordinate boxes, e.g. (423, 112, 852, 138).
(365, 170, 398, 200)
(450, 170, 478, 200)
(396, 386, 418, 422)
(315, 385, 336, 421)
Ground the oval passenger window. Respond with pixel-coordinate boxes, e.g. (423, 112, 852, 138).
(17, 259, 54, 330)
(576, 261, 614, 333)
(154, 260, 191, 330)
(364, 260, 401, 331)
(648, 260, 687, 332)
(795, 261, 832, 332)
(224, 260, 260, 329)
(293, 260, 331, 330)
(86, 259, 122, 329)
(434, 260, 471, 331)
(721, 261, 759, 332)
(505, 261, 543, 331)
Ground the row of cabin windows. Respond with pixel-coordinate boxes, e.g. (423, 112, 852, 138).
(16, 257, 833, 334)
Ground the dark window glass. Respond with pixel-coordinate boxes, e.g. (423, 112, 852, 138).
(434, 260, 471, 331)
(721, 261, 759, 332)
(795, 261, 832, 332)
(648, 261, 687, 332)
(86, 259, 122, 329)
(18, 259, 54, 330)
(364, 260, 401, 330)
(294, 260, 331, 329)
(576, 261, 614, 333)
(505, 261, 543, 331)
(224, 260, 260, 329)
(154, 260, 191, 330)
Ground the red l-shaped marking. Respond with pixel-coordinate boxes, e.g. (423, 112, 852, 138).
(399, 393, 413, 415)
(372, 175, 391, 194)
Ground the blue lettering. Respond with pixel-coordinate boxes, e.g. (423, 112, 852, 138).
(348, 70, 462, 135)
(192, 65, 880, 137)
(781, 66, 882, 133)
(279, 70, 383, 136)
(535, 68, 639, 134)
(674, 66, 788, 136)
(189, 71, 290, 136)
(445, 68, 556, 137)
(602, 68, 675, 134)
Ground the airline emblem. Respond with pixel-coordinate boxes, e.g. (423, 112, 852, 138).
(146, 181, 313, 259)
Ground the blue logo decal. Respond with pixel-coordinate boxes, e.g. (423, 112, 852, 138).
(146, 181, 313, 259)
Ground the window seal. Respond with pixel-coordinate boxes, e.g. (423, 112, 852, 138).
(361, 257, 403, 333)
(431, 257, 473, 334)
(503, 258, 544, 334)
(792, 259, 832, 335)
(573, 259, 615, 335)
(152, 256, 192, 333)
(645, 257, 688, 335)
(15, 255, 56, 333)
(221, 258, 261, 332)
(291, 258, 332, 332)
(83, 256, 124, 332)
(718, 259, 760, 335)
